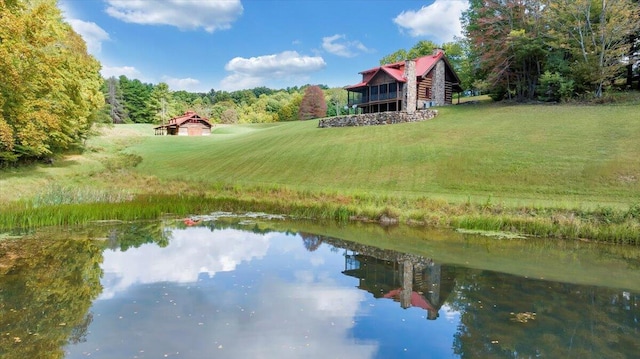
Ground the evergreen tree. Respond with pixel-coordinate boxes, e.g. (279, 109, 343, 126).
(147, 82, 174, 124)
(103, 77, 127, 124)
(119, 76, 154, 123)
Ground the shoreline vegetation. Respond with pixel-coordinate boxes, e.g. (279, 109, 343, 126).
(1, 98, 640, 244)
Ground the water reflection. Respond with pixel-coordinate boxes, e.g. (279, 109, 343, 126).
(2, 219, 639, 358)
(0, 238, 103, 359)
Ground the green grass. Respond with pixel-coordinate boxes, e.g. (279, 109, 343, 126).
(1, 99, 640, 242)
(122, 101, 640, 207)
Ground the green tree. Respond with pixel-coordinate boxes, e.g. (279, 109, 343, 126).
(0, 0, 104, 164)
(324, 87, 348, 117)
(547, 0, 640, 97)
(147, 82, 175, 124)
(119, 76, 154, 123)
(277, 93, 302, 122)
(463, 0, 547, 101)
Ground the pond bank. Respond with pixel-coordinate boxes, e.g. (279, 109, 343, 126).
(1, 187, 638, 245)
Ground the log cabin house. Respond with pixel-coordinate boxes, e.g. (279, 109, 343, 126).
(154, 111, 212, 136)
(345, 49, 463, 114)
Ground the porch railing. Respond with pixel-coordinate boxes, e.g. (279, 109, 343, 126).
(348, 91, 399, 106)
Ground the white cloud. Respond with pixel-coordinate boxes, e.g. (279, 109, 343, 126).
(162, 76, 202, 92)
(59, 1, 109, 55)
(67, 19, 110, 54)
(393, 0, 469, 43)
(220, 51, 326, 91)
(322, 34, 371, 58)
(100, 65, 141, 79)
(105, 0, 243, 32)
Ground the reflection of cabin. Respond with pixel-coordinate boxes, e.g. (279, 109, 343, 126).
(154, 111, 212, 136)
(345, 49, 463, 113)
(342, 252, 455, 320)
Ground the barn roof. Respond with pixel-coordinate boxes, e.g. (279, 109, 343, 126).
(154, 111, 212, 130)
(168, 111, 212, 127)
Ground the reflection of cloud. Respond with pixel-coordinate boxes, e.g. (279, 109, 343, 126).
(73, 270, 376, 358)
(99, 227, 272, 299)
(442, 304, 461, 322)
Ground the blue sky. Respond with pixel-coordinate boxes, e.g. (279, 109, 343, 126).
(60, 0, 468, 92)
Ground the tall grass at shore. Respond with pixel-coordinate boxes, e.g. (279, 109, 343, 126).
(1, 184, 638, 244)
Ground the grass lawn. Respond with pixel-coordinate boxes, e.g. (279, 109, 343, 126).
(1, 99, 639, 241)
(117, 101, 640, 208)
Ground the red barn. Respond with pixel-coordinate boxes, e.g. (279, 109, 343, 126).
(154, 111, 212, 136)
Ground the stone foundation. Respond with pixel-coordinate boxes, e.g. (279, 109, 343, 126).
(318, 110, 437, 128)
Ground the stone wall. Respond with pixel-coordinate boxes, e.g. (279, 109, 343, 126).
(434, 59, 445, 106)
(404, 60, 417, 113)
(318, 110, 438, 128)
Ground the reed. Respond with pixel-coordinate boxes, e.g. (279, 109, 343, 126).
(1, 188, 638, 244)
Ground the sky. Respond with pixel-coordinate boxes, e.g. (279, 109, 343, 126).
(59, 0, 469, 93)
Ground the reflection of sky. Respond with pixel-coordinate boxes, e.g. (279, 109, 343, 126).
(65, 225, 460, 359)
(99, 227, 272, 299)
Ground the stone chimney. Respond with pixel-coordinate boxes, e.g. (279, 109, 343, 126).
(433, 48, 444, 56)
(403, 59, 416, 113)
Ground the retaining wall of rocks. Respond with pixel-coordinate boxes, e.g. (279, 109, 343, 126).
(318, 110, 437, 128)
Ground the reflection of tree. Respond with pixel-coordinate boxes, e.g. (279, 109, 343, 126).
(450, 269, 640, 358)
(0, 238, 103, 359)
(106, 222, 171, 251)
(299, 232, 326, 252)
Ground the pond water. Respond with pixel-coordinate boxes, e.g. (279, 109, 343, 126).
(1, 215, 640, 358)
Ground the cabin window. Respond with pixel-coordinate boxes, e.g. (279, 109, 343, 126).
(370, 86, 378, 101)
(425, 87, 430, 99)
(389, 83, 397, 98)
(379, 84, 388, 100)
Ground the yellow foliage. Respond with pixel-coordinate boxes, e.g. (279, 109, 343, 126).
(0, 0, 104, 162)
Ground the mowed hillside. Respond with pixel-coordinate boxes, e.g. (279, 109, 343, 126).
(123, 102, 640, 208)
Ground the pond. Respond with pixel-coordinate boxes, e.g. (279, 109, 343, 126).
(1, 214, 639, 358)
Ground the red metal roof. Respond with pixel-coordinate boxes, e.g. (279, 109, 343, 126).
(346, 50, 446, 89)
(167, 111, 212, 127)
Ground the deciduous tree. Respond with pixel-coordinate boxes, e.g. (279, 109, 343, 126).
(298, 85, 327, 120)
(0, 0, 104, 164)
(547, 0, 639, 97)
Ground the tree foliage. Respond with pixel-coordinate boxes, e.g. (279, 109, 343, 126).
(0, 0, 104, 165)
(103, 77, 127, 124)
(0, 238, 103, 359)
(298, 85, 327, 120)
(462, 0, 640, 100)
(547, 0, 639, 97)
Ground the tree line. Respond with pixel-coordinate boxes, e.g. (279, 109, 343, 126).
(462, 0, 640, 101)
(101, 76, 335, 125)
(1, 0, 639, 166)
